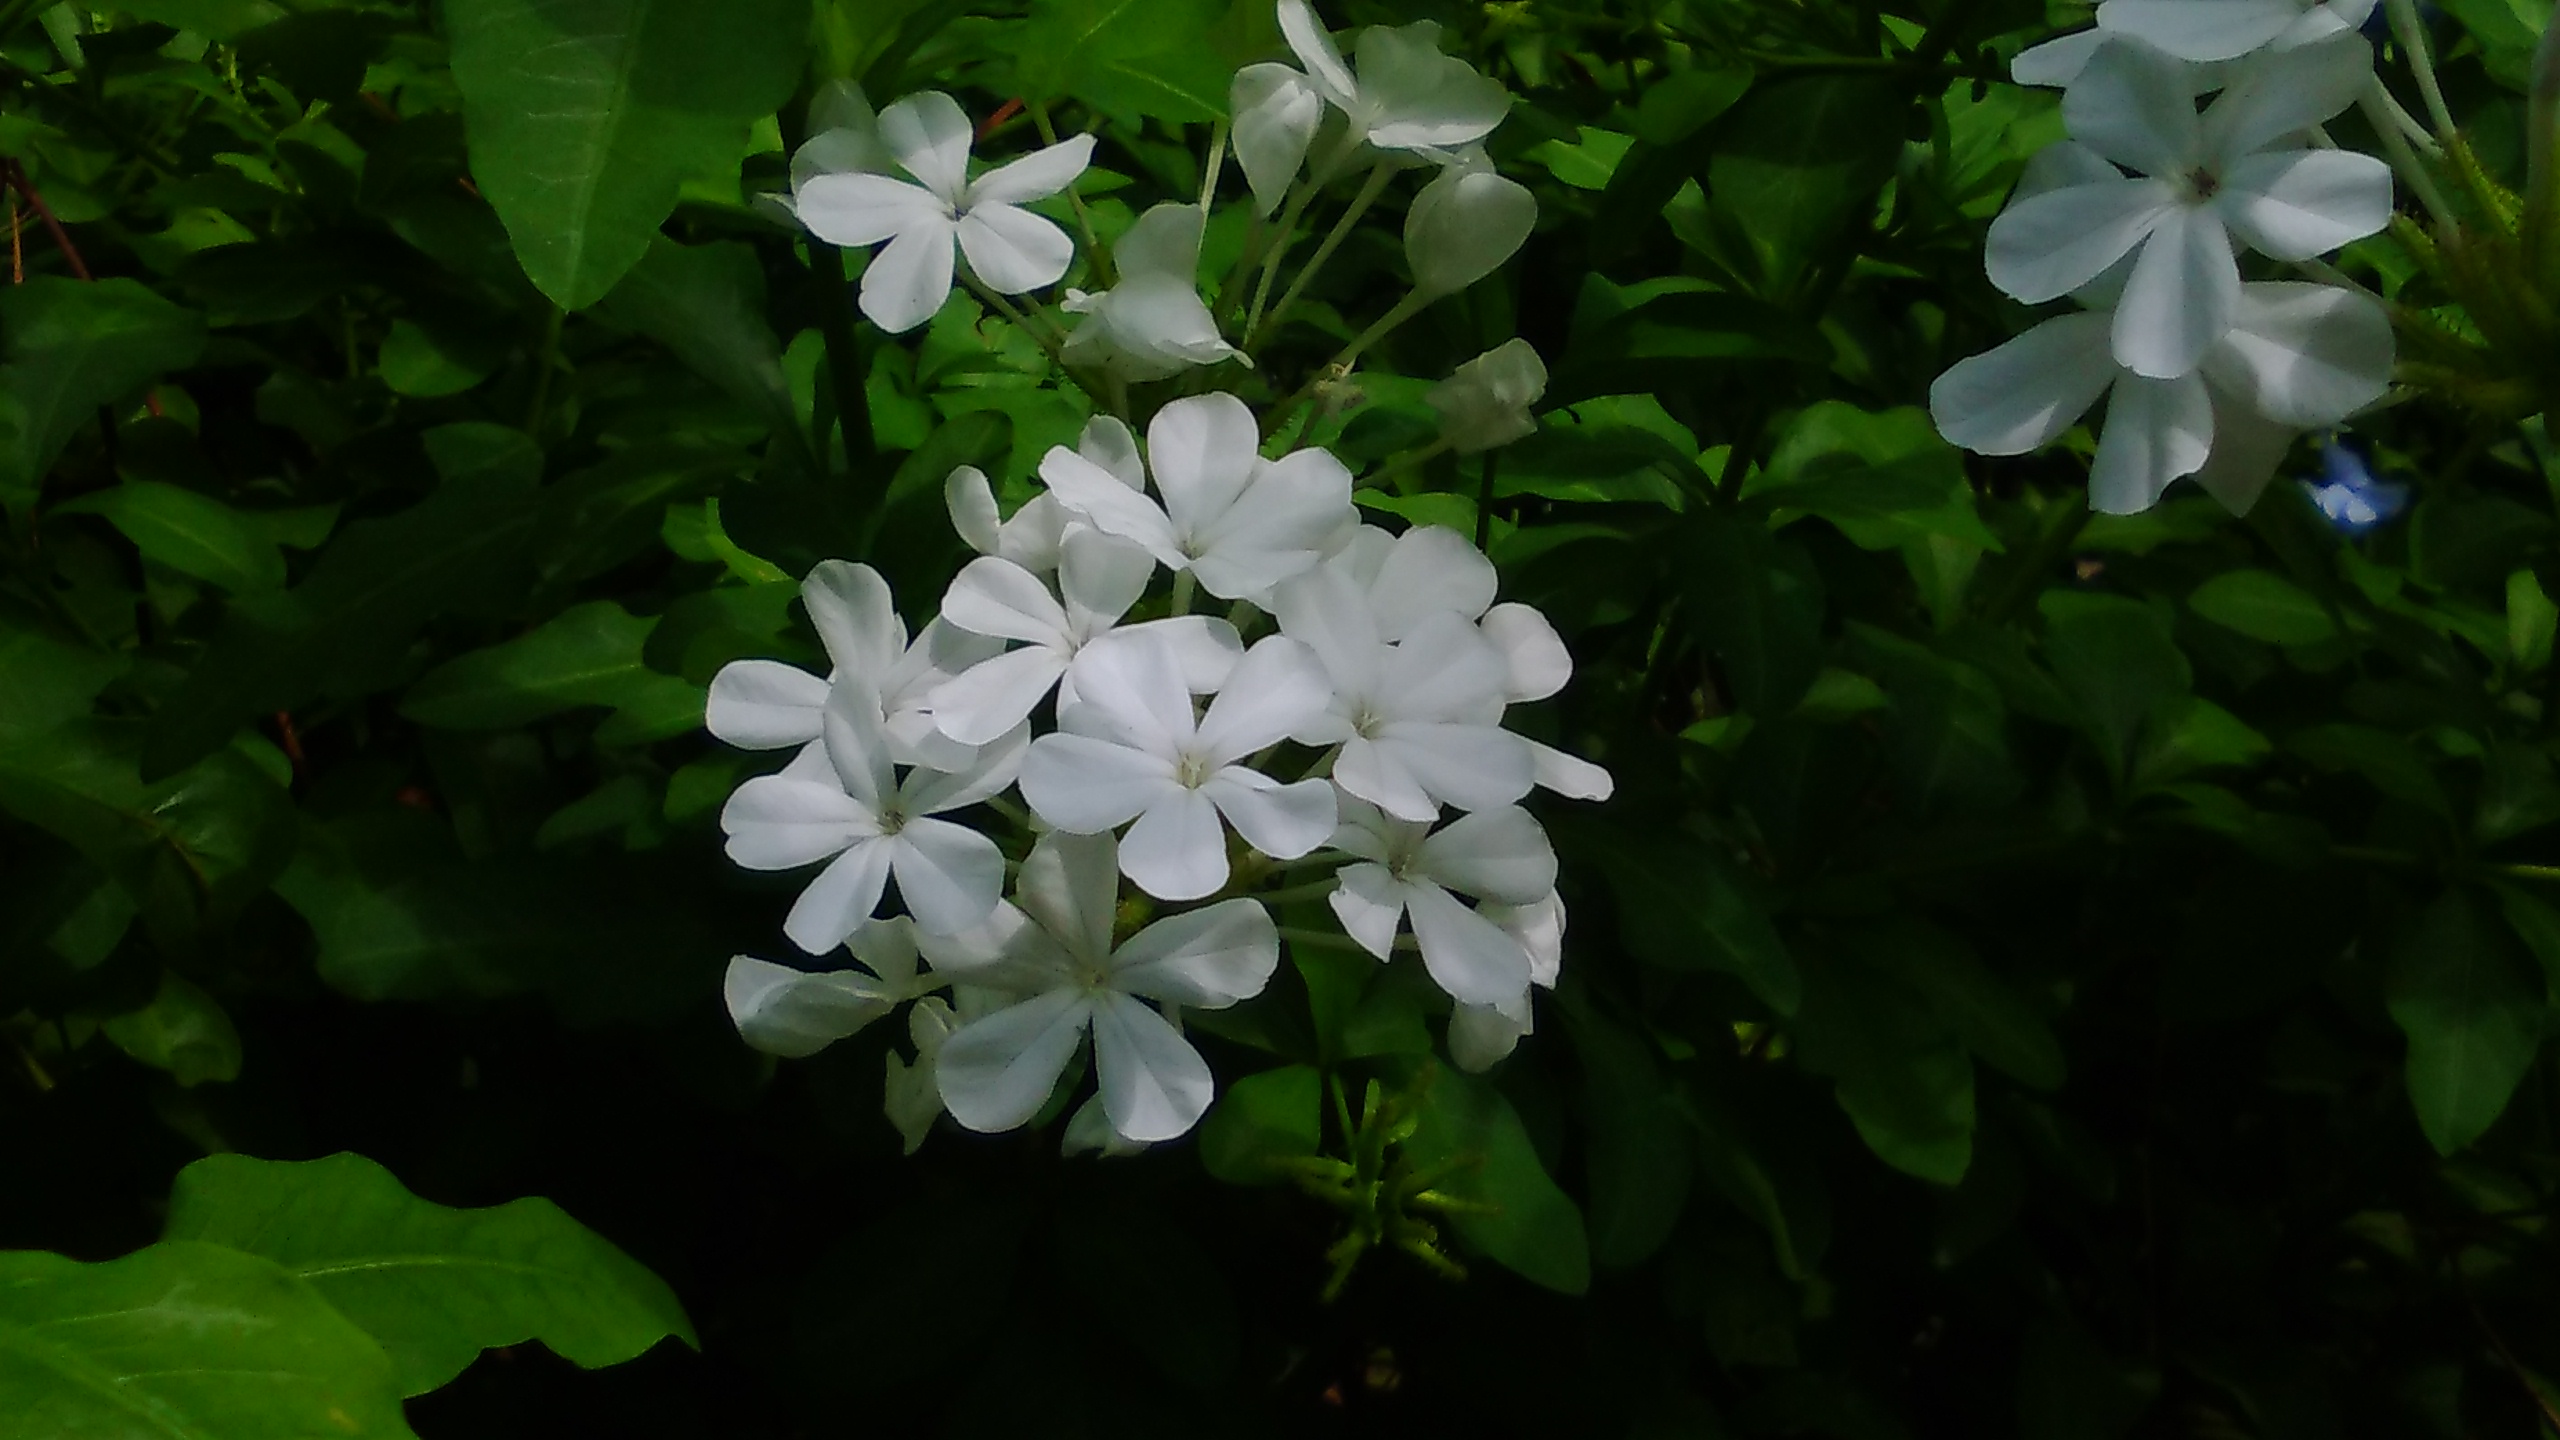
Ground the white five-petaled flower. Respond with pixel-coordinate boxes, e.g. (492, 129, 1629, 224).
(1062, 204, 1244, 381)
(927, 829, 1281, 1143)
(1427, 339, 1547, 453)
(1231, 1, 1512, 213)
(2011, 0, 2376, 87)
(1020, 631, 1339, 901)
(705, 560, 996, 773)
(722, 917, 937, 1058)
(1931, 279, 2393, 514)
(720, 682, 1024, 949)
(1276, 555, 1534, 822)
(794, 91, 1096, 334)
(1329, 799, 1557, 1013)
(946, 417, 1146, 576)
(930, 526, 1244, 746)
(1985, 33, 2389, 378)
(1404, 146, 1538, 298)
(1037, 391, 1354, 604)
(1446, 891, 1566, 1072)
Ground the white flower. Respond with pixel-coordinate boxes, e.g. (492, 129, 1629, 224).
(945, 417, 1145, 575)
(722, 917, 936, 1058)
(705, 560, 996, 772)
(1445, 891, 1564, 1072)
(1278, 1, 1510, 155)
(2099, 0, 2378, 63)
(1405, 147, 1537, 298)
(1306, 525, 1614, 803)
(1232, 63, 1328, 214)
(883, 995, 959, 1153)
(790, 80, 893, 193)
(928, 830, 1281, 1143)
(1020, 631, 1338, 901)
(1276, 558, 1533, 821)
(721, 682, 1024, 949)
(930, 527, 1244, 745)
(1426, 339, 1546, 453)
(794, 91, 1096, 333)
(1036, 391, 1354, 604)
(1931, 280, 2392, 514)
(1329, 800, 1556, 1011)
(1985, 34, 2388, 378)
(1062, 204, 1243, 381)
(1062, 1095, 1152, 1157)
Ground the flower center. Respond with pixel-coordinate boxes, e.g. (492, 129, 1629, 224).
(1350, 705, 1383, 739)
(2183, 165, 2221, 202)
(1173, 751, 1214, 788)
(876, 800, 908, 835)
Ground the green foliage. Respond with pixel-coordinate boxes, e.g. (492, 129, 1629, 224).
(4, 0, 2560, 1434)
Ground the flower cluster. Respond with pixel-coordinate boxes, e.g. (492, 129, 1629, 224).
(1930, 13, 2399, 514)
(709, 3, 1599, 1155)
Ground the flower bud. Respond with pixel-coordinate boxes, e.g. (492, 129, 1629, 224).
(1404, 149, 1536, 297)
(1426, 338, 1546, 452)
(1233, 63, 1324, 215)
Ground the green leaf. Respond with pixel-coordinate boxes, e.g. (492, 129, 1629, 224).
(165, 1152, 695, 1396)
(595, 237, 799, 447)
(1849, 920, 2064, 1091)
(1793, 951, 1975, 1185)
(1014, 0, 1236, 122)
(2038, 591, 2191, 781)
(446, 0, 810, 309)
(0, 278, 206, 510)
(1198, 1064, 1323, 1185)
(1558, 816, 1800, 1014)
(1849, 625, 2024, 813)
(2386, 887, 2545, 1155)
(1703, 76, 1905, 295)
(55, 481, 286, 593)
(2188, 570, 2339, 646)
(1550, 290, 1825, 406)
(401, 601, 703, 744)
(376, 319, 500, 398)
(144, 425, 550, 778)
(1561, 997, 1692, 1268)
(2508, 569, 2556, 671)
(100, 970, 242, 1086)
(2287, 723, 2454, 821)
(0, 1239, 415, 1438)
(2128, 696, 2270, 792)
(1682, 514, 1825, 715)
(1407, 1067, 1591, 1296)
(0, 612, 122, 740)
(114, 0, 288, 38)
(1751, 402, 2000, 552)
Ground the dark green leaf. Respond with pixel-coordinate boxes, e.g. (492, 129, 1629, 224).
(100, 971, 242, 1086)
(401, 601, 703, 744)
(2386, 887, 2545, 1155)
(1562, 997, 1692, 1268)
(2188, 569, 2340, 646)
(0, 278, 206, 510)
(55, 481, 286, 593)
(1558, 815, 1800, 1014)
(1014, 0, 1236, 122)
(1198, 1064, 1323, 1185)
(1408, 1066, 1591, 1295)
(1681, 513, 1825, 716)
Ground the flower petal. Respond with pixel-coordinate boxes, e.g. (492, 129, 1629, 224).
(2011, 28, 2105, 86)
(1330, 863, 1411, 958)
(1089, 991, 1216, 1142)
(2111, 204, 2241, 379)
(890, 816, 1006, 935)
(2189, 385, 2298, 516)
(1277, 0, 1359, 111)
(942, 555, 1072, 648)
(2096, 0, 2305, 62)
(2090, 371, 2214, 513)
(945, 464, 1003, 554)
(1929, 311, 2121, 455)
(706, 659, 828, 749)
(722, 775, 877, 869)
(1014, 829, 1121, 966)
(1403, 879, 1533, 1006)
(1189, 448, 1357, 601)
(802, 559, 905, 676)
(1115, 615, 1244, 693)
(2204, 280, 2392, 427)
(2063, 39, 2204, 174)
(1119, 786, 1230, 900)
(930, 647, 1070, 747)
(2200, 31, 2374, 160)
(819, 681, 897, 812)
(878, 90, 975, 203)
(1334, 735, 1442, 823)
(858, 212, 958, 334)
(1232, 63, 1325, 214)
(1275, 562, 1384, 698)
(1405, 162, 1536, 296)
(965, 133, 1095, 207)
(1020, 731, 1181, 832)
(2215, 148, 2392, 259)
(1112, 202, 1205, 281)
(1368, 525, 1496, 639)
(1381, 610, 1512, 722)
(1203, 769, 1337, 861)
(1447, 998, 1533, 1071)
(1415, 804, 1557, 904)
(902, 718, 1029, 814)
(1147, 391, 1263, 539)
(1058, 628, 1197, 756)
(1057, 527, 1155, 636)
(937, 987, 1094, 1132)
(1984, 178, 2177, 305)
(1195, 635, 1334, 764)
(957, 203, 1076, 294)
(1110, 897, 1280, 1006)
(783, 838, 896, 953)
(1353, 20, 1511, 150)
(1527, 738, 1615, 801)
(1377, 722, 1535, 814)
(794, 172, 943, 247)
(1479, 601, 1569, 701)
(725, 955, 892, 1058)
(1038, 445, 1184, 567)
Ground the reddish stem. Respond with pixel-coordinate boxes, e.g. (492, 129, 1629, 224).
(979, 97, 1024, 140)
(4, 159, 90, 280)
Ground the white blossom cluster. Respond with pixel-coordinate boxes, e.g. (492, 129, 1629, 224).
(706, 2, 1605, 1155)
(1931, 1, 2399, 515)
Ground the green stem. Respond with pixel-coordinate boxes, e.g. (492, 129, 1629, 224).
(523, 301, 563, 436)
(1475, 451, 1499, 550)
(1250, 159, 1395, 350)
(809, 243, 875, 468)
(1198, 117, 1228, 213)
(1029, 100, 1105, 284)
(1168, 569, 1197, 615)
(2366, 88, 2460, 230)
(1260, 289, 1434, 439)
(1360, 437, 1455, 490)
(2387, 0, 2460, 144)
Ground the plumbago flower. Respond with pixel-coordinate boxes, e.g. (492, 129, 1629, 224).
(709, 48, 1612, 1153)
(925, 829, 1280, 1143)
(1931, 280, 2393, 513)
(1232, 0, 1510, 211)
(1985, 33, 2389, 378)
(2011, 0, 2379, 85)
(794, 91, 1094, 333)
